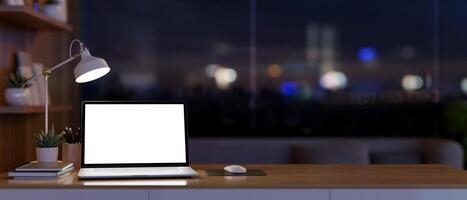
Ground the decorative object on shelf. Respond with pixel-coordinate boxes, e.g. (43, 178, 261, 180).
(62, 126, 81, 168)
(21, 39, 110, 149)
(33, 126, 64, 162)
(3, 70, 31, 105)
(16, 51, 42, 105)
(32, 0, 40, 11)
(4, 0, 24, 6)
(43, 0, 66, 22)
(23, 0, 32, 8)
(32, 62, 49, 105)
(0, 5, 73, 31)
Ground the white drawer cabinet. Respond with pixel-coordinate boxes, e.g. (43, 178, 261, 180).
(0, 189, 148, 200)
(149, 189, 329, 200)
(331, 189, 467, 200)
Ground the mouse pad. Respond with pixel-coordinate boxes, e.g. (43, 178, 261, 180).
(205, 169, 266, 176)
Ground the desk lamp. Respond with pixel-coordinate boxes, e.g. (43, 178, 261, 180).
(23, 39, 110, 133)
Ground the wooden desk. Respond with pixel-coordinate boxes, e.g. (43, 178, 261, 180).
(1, 164, 467, 200)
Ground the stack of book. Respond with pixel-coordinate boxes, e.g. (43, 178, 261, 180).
(8, 161, 74, 179)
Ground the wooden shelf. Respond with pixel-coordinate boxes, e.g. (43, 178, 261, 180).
(0, 105, 72, 114)
(0, 6, 72, 32)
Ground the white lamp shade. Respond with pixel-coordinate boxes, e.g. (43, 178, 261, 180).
(74, 50, 110, 83)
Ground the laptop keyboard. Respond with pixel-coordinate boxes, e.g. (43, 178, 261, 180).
(88, 167, 181, 173)
(78, 166, 198, 178)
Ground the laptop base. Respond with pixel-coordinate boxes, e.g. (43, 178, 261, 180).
(78, 166, 198, 179)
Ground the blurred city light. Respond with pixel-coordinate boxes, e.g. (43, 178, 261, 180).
(280, 81, 298, 96)
(214, 67, 237, 89)
(119, 72, 156, 90)
(205, 64, 221, 78)
(319, 71, 348, 91)
(266, 64, 283, 78)
(401, 74, 423, 91)
(358, 47, 377, 62)
(461, 78, 467, 94)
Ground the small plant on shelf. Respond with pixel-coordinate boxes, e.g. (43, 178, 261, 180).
(3, 71, 31, 106)
(4, 71, 30, 88)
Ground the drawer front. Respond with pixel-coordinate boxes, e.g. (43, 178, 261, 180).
(331, 189, 467, 200)
(0, 189, 148, 200)
(150, 189, 329, 200)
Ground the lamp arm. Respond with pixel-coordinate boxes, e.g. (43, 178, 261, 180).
(46, 53, 80, 74)
(42, 52, 80, 134)
(20, 39, 87, 134)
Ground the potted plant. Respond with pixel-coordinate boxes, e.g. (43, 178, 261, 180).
(62, 126, 81, 168)
(3, 71, 30, 106)
(33, 127, 65, 163)
(444, 99, 467, 168)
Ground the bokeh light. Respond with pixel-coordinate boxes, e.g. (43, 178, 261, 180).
(205, 64, 221, 78)
(358, 47, 377, 62)
(401, 74, 423, 91)
(266, 64, 283, 78)
(214, 67, 237, 89)
(280, 81, 298, 96)
(319, 71, 348, 91)
(460, 78, 467, 94)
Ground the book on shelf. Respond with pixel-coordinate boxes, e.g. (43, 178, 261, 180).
(8, 166, 74, 178)
(15, 161, 73, 172)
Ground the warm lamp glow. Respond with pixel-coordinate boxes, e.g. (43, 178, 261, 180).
(74, 50, 110, 83)
(75, 67, 110, 83)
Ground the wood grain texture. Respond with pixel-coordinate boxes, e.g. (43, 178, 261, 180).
(61, 143, 81, 169)
(0, 105, 72, 114)
(0, 0, 80, 173)
(1, 164, 467, 189)
(0, 6, 73, 32)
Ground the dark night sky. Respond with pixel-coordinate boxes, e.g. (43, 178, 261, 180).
(80, 0, 467, 96)
(78, 0, 467, 137)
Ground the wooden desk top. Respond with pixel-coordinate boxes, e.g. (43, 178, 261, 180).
(1, 164, 467, 189)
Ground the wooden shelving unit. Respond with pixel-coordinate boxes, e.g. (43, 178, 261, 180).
(0, 6, 72, 32)
(0, 105, 72, 114)
(0, 2, 76, 172)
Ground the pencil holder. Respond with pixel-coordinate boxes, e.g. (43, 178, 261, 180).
(61, 143, 81, 168)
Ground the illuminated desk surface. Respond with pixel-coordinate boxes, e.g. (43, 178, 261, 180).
(1, 164, 467, 189)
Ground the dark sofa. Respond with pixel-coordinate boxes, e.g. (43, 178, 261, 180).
(188, 138, 464, 169)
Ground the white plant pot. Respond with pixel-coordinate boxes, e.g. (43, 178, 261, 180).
(36, 147, 59, 163)
(43, 4, 67, 22)
(4, 88, 30, 106)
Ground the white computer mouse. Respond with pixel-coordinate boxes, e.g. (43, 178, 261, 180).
(224, 165, 247, 174)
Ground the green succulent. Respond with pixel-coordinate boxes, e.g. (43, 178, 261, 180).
(4, 71, 30, 88)
(444, 100, 467, 135)
(33, 128, 65, 148)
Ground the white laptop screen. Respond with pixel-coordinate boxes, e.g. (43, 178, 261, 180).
(83, 103, 187, 165)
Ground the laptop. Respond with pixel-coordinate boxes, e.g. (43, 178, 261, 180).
(78, 101, 198, 179)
